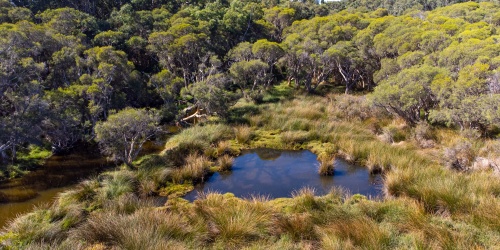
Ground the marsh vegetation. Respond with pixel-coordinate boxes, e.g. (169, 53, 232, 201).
(2, 91, 500, 249)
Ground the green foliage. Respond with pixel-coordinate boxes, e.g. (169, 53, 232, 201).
(165, 123, 234, 150)
(95, 108, 159, 165)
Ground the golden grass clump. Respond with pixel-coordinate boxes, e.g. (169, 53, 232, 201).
(235, 125, 253, 144)
(274, 213, 317, 241)
(70, 209, 193, 250)
(194, 192, 276, 247)
(290, 187, 319, 212)
(280, 130, 313, 145)
(318, 154, 335, 176)
(217, 155, 234, 172)
(319, 217, 390, 249)
(172, 154, 211, 184)
(215, 141, 236, 157)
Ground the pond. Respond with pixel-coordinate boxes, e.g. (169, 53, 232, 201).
(184, 149, 383, 201)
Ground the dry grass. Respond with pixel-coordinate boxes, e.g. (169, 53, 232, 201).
(70, 209, 193, 249)
(317, 154, 335, 176)
(320, 217, 390, 249)
(172, 154, 211, 184)
(194, 192, 276, 247)
(215, 141, 236, 157)
(235, 125, 253, 144)
(217, 155, 234, 172)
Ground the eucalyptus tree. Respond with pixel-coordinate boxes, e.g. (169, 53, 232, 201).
(95, 108, 160, 166)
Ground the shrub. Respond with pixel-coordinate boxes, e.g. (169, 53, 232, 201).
(327, 94, 380, 121)
(413, 122, 435, 148)
(444, 140, 476, 171)
(460, 128, 481, 140)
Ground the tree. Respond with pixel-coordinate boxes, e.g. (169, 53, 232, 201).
(95, 108, 160, 166)
(263, 6, 296, 41)
(229, 59, 269, 97)
(252, 39, 284, 87)
(147, 16, 209, 86)
(369, 65, 444, 125)
(188, 74, 239, 119)
(430, 63, 493, 131)
(149, 69, 184, 105)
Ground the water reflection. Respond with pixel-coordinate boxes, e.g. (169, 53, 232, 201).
(184, 149, 383, 201)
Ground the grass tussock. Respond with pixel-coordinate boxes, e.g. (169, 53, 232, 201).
(70, 209, 193, 250)
(317, 154, 335, 176)
(217, 155, 234, 172)
(194, 192, 276, 248)
(235, 125, 253, 144)
(172, 154, 211, 184)
(290, 187, 320, 212)
(98, 170, 137, 202)
(164, 124, 234, 151)
(320, 217, 390, 249)
(274, 213, 317, 241)
(215, 141, 237, 157)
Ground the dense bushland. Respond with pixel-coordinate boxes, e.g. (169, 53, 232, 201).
(2, 0, 500, 176)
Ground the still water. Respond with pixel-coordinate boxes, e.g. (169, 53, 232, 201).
(184, 149, 383, 201)
(0, 148, 110, 228)
(0, 128, 175, 229)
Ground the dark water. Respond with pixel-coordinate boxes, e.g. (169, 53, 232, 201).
(184, 149, 383, 201)
(0, 126, 177, 229)
(0, 186, 75, 228)
(0, 148, 111, 228)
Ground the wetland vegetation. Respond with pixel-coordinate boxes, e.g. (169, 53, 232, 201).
(2, 0, 500, 249)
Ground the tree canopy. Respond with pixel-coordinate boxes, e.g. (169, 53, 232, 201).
(2, 0, 500, 165)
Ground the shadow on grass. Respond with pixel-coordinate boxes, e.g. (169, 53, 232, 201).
(227, 105, 260, 125)
(262, 83, 295, 103)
